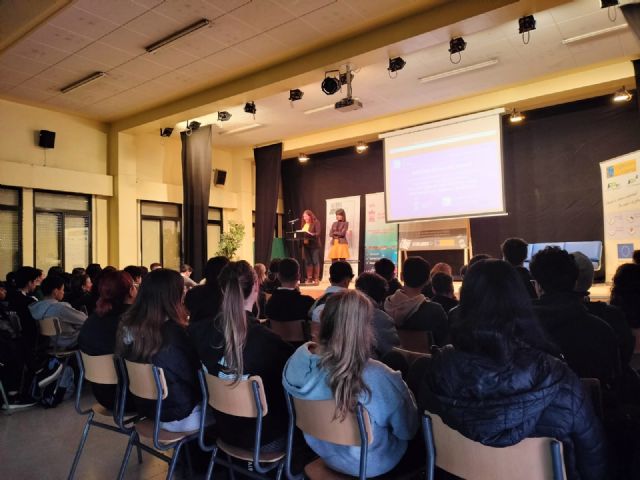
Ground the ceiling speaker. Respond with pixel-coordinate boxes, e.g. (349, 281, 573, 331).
(38, 130, 56, 149)
(213, 169, 227, 186)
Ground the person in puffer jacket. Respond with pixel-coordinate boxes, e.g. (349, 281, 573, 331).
(414, 259, 607, 480)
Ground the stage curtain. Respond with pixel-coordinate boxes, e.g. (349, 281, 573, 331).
(254, 143, 283, 265)
(181, 126, 212, 280)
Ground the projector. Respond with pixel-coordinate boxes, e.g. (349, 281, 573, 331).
(335, 97, 363, 112)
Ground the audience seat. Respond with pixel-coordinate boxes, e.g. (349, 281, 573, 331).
(269, 319, 308, 344)
(397, 330, 433, 353)
(39, 316, 77, 395)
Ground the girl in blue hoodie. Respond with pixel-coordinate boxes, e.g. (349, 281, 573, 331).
(283, 289, 419, 477)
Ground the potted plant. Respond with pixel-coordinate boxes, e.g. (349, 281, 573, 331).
(216, 220, 245, 259)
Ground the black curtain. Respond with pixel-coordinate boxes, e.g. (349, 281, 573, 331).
(281, 142, 384, 275)
(181, 126, 212, 280)
(470, 93, 640, 267)
(254, 143, 283, 265)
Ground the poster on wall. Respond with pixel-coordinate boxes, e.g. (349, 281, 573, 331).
(600, 150, 640, 281)
(364, 192, 398, 270)
(324, 196, 361, 275)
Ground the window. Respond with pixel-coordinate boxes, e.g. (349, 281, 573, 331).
(0, 186, 21, 278)
(140, 201, 181, 270)
(207, 207, 223, 259)
(34, 191, 91, 272)
(252, 211, 284, 239)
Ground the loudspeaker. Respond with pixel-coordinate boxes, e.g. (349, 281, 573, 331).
(160, 127, 174, 137)
(213, 169, 227, 186)
(38, 130, 56, 149)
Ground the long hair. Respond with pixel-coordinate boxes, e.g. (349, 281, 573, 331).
(303, 209, 317, 224)
(318, 290, 374, 420)
(116, 269, 187, 362)
(217, 260, 256, 382)
(96, 271, 133, 317)
(453, 259, 552, 362)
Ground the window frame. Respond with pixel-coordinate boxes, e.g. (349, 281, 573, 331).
(140, 200, 183, 268)
(0, 185, 23, 273)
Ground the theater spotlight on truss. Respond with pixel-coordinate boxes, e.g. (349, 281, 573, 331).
(519, 14, 536, 44)
(388, 57, 406, 78)
(160, 128, 173, 137)
(613, 86, 632, 102)
(298, 153, 310, 163)
(188, 121, 201, 131)
(509, 109, 525, 123)
(355, 141, 368, 153)
(217, 111, 232, 122)
(448, 37, 466, 64)
(244, 101, 256, 115)
(601, 0, 618, 7)
(321, 70, 342, 95)
(288, 89, 304, 102)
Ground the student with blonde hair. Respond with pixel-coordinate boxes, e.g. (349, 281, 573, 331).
(191, 260, 293, 451)
(283, 289, 418, 477)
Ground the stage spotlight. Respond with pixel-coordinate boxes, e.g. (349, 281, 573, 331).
(448, 37, 466, 64)
(188, 121, 201, 131)
(244, 101, 256, 115)
(355, 141, 368, 153)
(509, 109, 525, 123)
(160, 127, 173, 137)
(601, 0, 618, 7)
(519, 14, 536, 44)
(288, 89, 304, 102)
(217, 111, 232, 121)
(298, 153, 310, 163)
(613, 86, 632, 103)
(388, 57, 406, 78)
(321, 71, 341, 95)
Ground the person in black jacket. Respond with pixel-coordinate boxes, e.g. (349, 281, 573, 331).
(265, 258, 314, 321)
(184, 256, 229, 323)
(190, 260, 294, 452)
(78, 270, 137, 410)
(501, 237, 537, 299)
(116, 269, 201, 432)
(413, 259, 607, 480)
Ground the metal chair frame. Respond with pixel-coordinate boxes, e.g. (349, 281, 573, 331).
(284, 392, 369, 480)
(67, 352, 141, 479)
(117, 358, 199, 480)
(38, 316, 77, 397)
(197, 369, 284, 480)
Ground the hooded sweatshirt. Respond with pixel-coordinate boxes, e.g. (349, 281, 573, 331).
(383, 289, 448, 345)
(419, 345, 607, 480)
(283, 343, 418, 477)
(29, 298, 87, 349)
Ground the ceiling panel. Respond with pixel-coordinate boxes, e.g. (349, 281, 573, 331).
(122, 10, 181, 39)
(55, 54, 112, 75)
(0, 53, 50, 76)
(232, 34, 288, 61)
(0, 67, 32, 87)
(73, 0, 152, 25)
(152, 0, 226, 25)
(76, 42, 138, 69)
(199, 13, 260, 46)
(143, 46, 200, 69)
(49, 5, 120, 40)
(8, 85, 56, 102)
(28, 24, 93, 54)
(6, 39, 70, 65)
(229, 0, 296, 31)
(100, 26, 150, 54)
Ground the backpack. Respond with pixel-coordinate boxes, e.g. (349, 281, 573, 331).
(31, 357, 75, 408)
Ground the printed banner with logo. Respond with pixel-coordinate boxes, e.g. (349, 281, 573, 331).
(364, 192, 398, 270)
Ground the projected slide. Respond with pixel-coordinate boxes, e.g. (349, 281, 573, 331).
(383, 110, 505, 222)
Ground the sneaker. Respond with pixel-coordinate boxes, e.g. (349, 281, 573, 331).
(38, 362, 63, 389)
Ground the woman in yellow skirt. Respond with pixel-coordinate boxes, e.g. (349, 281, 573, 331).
(328, 208, 350, 262)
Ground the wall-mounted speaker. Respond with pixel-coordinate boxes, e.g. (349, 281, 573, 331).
(213, 169, 227, 186)
(38, 130, 56, 149)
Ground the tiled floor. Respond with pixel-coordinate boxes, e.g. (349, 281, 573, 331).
(0, 394, 186, 479)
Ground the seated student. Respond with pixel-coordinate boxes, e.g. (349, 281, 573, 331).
(190, 261, 294, 451)
(262, 258, 282, 294)
(309, 261, 354, 323)
(184, 256, 229, 323)
(64, 273, 93, 314)
(116, 269, 202, 432)
(265, 258, 314, 322)
(374, 257, 402, 297)
(530, 247, 620, 390)
(6, 266, 40, 352)
(430, 272, 458, 314)
(384, 257, 448, 346)
(283, 290, 419, 477)
(179, 264, 198, 289)
(123, 265, 143, 287)
(610, 262, 640, 329)
(421, 262, 452, 299)
(78, 271, 137, 410)
(415, 259, 607, 480)
(501, 237, 537, 298)
(354, 272, 400, 358)
(29, 275, 87, 350)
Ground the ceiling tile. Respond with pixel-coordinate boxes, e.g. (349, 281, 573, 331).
(6, 40, 70, 65)
(8, 85, 57, 102)
(73, 0, 151, 25)
(28, 24, 93, 54)
(204, 47, 255, 72)
(21, 67, 95, 94)
(0, 68, 32, 87)
(112, 57, 171, 80)
(168, 29, 227, 58)
(49, 5, 120, 40)
(144, 46, 200, 69)
(300, 3, 364, 32)
(549, 1, 609, 23)
(233, 34, 287, 61)
(0, 53, 50, 76)
(152, 0, 226, 25)
(122, 11, 182, 39)
(619, 31, 640, 57)
(199, 14, 260, 47)
(55, 55, 112, 75)
(272, 0, 340, 17)
(263, 18, 324, 46)
(230, 0, 295, 31)
(76, 42, 139, 69)
(101, 27, 150, 54)
(556, 10, 628, 39)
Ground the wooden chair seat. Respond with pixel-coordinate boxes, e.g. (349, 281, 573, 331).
(216, 439, 285, 463)
(48, 348, 77, 358)
(134, 418, 198, 443)
(304, 458, 353, 480)
(91, 403, 112, 417)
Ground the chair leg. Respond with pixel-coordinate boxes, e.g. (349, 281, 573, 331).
(275, 461, 284, 480)
(166, 441, 184, 480)
(205, 448, 218, 480)
(67, 412, 94, 479)
(183, 442, 193, 479)
(118, 431, 138, 480)
(53, 355, 70, 396)
(226, 453, 236, 480)
(136, 442, 143, 465)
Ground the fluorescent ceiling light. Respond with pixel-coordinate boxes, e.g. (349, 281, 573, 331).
(145, 19, 210, 54)
(419, 59, 499, 84)
(304, 98, 361, 115)
(219, 123, 263, 135)
(562, 23, 627, 45)
(60, 71, 106, 93)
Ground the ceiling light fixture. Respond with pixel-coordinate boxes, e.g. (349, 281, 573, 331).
(388, 57, 406, 78)
(217, 111, 232, 122)
(509, 109, 525, 123)
(601, 0, 619, 6)
(288, 89, 304, 102)
(419, 59, 498, 84)
(188, 121, 201, 131)
(355, 141, 369, 153)
(219, 123, 262, 135)
(561, 23, 627, 45)
(145, 18, 210, 54)
(244, 101, 256, 117)
(518, 15, 536, 44)
(303, 97, 362, 115)
(448, 37, 466, 64)
(60, 71, 106, 93)
(160, 128, 174, 137)
(298, 153, 310, 163)
(321, 70, 342, 95)
(613, 86, 632, 102)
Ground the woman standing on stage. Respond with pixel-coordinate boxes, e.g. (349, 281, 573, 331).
(328, 208, 350, 263)
(302, 209, 322, 285)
